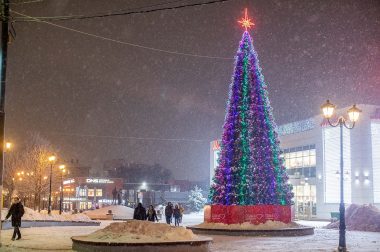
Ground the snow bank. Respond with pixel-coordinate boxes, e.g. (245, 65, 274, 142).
(84, 205, 134, 220)
(195, 221, 301, 230)
(1, 207, 93, 222)
(79, 220, 197, 243)
(326, 204, 380, 232)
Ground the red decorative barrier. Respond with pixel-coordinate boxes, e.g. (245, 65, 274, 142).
(204, 205, 211, 223)
(205, 205, 291, 225)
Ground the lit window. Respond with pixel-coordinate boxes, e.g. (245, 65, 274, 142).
(79, 189, 87, 197)
(371, 122, 380, 203)
(88, 189, 94, 197)
(323, 127, 351, 203)
(96, 189, 102, 197)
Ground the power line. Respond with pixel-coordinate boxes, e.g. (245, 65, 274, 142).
(12, 0, 187, 21)
(10, 0, 43, 5)
(11, 10, 234, 60)
(12, 0, 233, 22)
(48, 132, 209, 143)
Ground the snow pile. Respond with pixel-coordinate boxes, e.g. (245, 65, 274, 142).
(80, 220, 197, 243)
(326, 204, 380, 232)
(1, 207, 93, 222)
(195, 220, 301, 230)
(84, 205, 134, 220)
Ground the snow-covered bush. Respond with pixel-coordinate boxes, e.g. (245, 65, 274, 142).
(187, 186, 207, 212)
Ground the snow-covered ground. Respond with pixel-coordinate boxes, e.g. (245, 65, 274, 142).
(83, 205, 134, 220)
(195, 220, 301, 230)
(1, 207, 93, 222)
(77, 220, 197, 243)
(0, 212, 379, 251)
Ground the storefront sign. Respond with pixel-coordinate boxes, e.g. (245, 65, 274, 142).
(63, 197, 86, 201)
(63, 179, 75, 185)
(86, 178, 114, 184)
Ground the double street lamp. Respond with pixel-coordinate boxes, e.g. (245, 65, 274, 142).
(48, 155, 56, 214)
(321, 100, 361, 252)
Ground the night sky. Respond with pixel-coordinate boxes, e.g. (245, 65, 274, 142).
(5, 0, 380, 181)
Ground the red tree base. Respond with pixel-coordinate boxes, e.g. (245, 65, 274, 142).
(204, 205, 291, 225)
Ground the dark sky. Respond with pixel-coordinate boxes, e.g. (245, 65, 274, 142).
(5, 0, 380, 181)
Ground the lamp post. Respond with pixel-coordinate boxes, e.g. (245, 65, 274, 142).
(321, 100, 361, 252)
(48, 155, 56, 214)
(59, 165, 65, 214)
(2, 141, 12, 209)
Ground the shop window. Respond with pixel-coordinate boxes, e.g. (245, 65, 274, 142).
(96, 189, 103, 197)
(88, 189, 94, 197)
(79, 189, 87, 197)
(283, 144, 316, 169)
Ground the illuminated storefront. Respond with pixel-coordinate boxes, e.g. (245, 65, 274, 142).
(210, 105, 380, 219)
(62, 177, 123, 211)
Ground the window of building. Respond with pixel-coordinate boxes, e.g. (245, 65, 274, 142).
(79, 188, 87, 197)
(323, 126, 351, 203)
(282, 144, 316, 178)
(96, 189, 103, 197)
(79, 202, 87, 210)
(371, 121, 380, 203)
(88, 189, 94, 197)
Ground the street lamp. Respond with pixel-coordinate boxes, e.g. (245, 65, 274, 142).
(321, 100, 361, 252)
(59, 165, 65, 215)
(48, 155, 56, 214)
(5, 142, 12, 151)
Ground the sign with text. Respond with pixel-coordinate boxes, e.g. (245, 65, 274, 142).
(63, 179, 75, 185)
(86, 178, 114, 184)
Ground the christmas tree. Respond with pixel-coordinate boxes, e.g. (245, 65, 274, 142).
(209, 9, 293, 206)
(188, 186, 207, 212)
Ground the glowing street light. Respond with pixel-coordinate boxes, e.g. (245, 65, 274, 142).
(5, 142, 12, 151)
(321, 100, 361, 252)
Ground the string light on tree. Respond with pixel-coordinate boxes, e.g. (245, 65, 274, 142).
(209, 9, 293, 207)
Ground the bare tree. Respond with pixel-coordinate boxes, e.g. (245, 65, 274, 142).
(4, 133, 61, 211)
(3, 151, 24, 208)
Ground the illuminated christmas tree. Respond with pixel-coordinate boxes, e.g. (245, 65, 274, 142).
(209, 9, 293, 206)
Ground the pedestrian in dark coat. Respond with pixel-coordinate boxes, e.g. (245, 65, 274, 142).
(133, 203, 146, 220)
(173, 204, 181, 226)
(5, 197, 25, 241)
(146, 205, 158, 222)
(164, 202, 173, 225)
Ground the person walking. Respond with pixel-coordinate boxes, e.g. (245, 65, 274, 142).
(164, 202, 173, 225)
(179, 204, 185, 223)
(112, 187, 117, 205)
(173, 204, 181, 226)
(133, 203, 146, 220)
(5, 196, 25, 241)
(146, 205, 158, 222)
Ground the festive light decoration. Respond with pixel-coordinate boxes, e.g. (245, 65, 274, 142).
(238, 8, 254, 30)
(209, 10, 293, 206)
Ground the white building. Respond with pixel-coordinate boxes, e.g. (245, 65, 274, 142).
(209, 104, 380, 219)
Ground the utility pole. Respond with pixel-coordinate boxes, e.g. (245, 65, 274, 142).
(0, 0, 10, 243)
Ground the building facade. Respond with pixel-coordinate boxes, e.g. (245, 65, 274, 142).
(62, 177, 123, 210)
(210, 104, 380, 219)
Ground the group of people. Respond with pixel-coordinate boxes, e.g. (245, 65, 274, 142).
(133, 202, 184, 226)
(164, 202, 184, 226)
(133, 203, 159, 222)
(112, 187, 123, 205)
